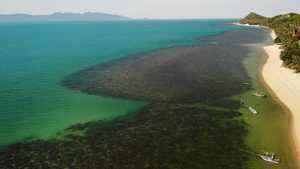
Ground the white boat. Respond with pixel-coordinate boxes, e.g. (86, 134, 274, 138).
(249, 106, 257, 114)
(259, 151, 281, 164)
(252, 92, 267, 98)
(237, 148, 281, 164)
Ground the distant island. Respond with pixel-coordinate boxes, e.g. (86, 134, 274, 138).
(0, 12, 130, 22)
(240, 12, 300, 72)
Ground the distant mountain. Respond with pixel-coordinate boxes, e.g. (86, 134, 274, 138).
(0, 12, 130, 22)
(239, 12, 269, 25)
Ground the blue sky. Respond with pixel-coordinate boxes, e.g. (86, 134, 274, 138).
(0, 0, 299, 19)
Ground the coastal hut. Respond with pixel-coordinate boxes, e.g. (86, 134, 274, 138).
(280, 14, 291, 19)
(282, 14, 291, 18)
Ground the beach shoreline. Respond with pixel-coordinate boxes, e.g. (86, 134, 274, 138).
(262, 30, 300, 165)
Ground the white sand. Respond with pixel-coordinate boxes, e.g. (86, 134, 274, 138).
(262, 30, 300, 161)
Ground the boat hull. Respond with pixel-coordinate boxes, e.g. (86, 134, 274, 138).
(252, 93, 267, 98)
(249, 106, 257, 114)
(259, 155, 281, 164)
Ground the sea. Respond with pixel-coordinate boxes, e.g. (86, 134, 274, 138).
(0, 19, 243, 146)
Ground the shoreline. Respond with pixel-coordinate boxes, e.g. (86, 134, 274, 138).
(262, 30, 300, 165)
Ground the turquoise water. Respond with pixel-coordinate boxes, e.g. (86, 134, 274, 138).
(0, 19, 242, 146)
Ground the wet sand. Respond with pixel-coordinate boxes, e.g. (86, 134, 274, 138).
(262, 30, 300, 163)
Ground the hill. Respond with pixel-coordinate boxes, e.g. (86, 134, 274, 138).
(239, 12, 269, 25)
(0, 12, 130, 22)
(240, 12, 300, 72)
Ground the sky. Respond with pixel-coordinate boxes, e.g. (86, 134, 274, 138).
(0, 0, 299, 19)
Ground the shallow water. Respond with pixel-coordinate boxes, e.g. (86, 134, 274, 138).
(0, 19, 243, 146)
(1, 20, 294, 169)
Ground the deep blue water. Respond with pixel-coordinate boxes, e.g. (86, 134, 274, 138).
(0, 19, 243, 145)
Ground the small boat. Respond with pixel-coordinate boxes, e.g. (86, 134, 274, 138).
(252, 92, 267, 98)
(237, 148, 281, 164)
(259, 151, 281, 164)
(249, 106, 257, 114)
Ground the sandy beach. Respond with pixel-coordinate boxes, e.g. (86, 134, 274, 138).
(262, 30, 300, 162)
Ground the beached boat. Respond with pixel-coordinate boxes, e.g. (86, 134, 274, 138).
(249, 106, 257, 114)
(252, 92, 267, 98)
(259, 151, 281, 164)
(237, 148, 281, 164)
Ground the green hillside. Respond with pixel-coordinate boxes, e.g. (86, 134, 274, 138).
(240, 13, 300, 72)
(239, 12, 269, 25)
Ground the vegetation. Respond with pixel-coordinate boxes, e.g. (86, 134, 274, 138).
(239, 12, 269, 25)
(239, 12, 300, 72)
(0, 103, 249, 169)
(280, 44, 300, 72)
(62, 45, 251, 104)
